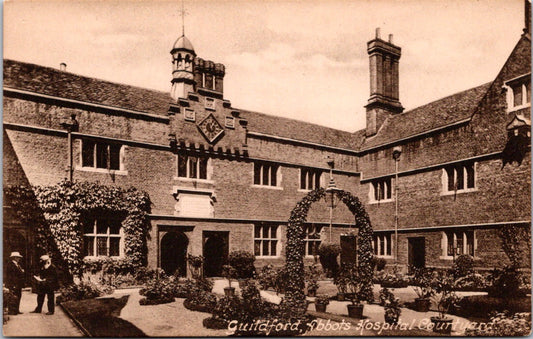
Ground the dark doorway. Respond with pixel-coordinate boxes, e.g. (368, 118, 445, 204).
(408, 237, 426, 271)
(160, 231, 188, 276)
(203, 231, 229, 277)
(3, 229, 29, 285)
(340, 234, 357, 267)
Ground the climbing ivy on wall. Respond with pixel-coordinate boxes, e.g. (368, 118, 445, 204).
(4, 180, 151, 277)
(284, 187, 374, 316)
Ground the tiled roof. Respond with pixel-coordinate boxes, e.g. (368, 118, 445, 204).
(3, 59, 172, 115)
(3, 59, 362, 149)
(361, 82, 492, 150)
(238, 109, 362, 150)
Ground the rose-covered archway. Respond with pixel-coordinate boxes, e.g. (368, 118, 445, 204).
(284, 188, 374, 316)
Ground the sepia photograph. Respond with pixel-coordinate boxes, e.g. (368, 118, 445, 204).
(2, 0, 531, 337)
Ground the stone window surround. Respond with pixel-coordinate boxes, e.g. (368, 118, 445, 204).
(372, 233, 393, 258)
(175, 153, 212, 181)
(368, 177, 394, 204)
(254, 223, 281, 258)
(504, 73, 531, 113)
(439, 230, 476, 260)
(76, 139, 128, 175)
(83, 218, 124, 258)
(441, 161, 477, 196)
(304, 224, 323, 258)
(298, 167, 323, 192)
(252, 162, 282, 189)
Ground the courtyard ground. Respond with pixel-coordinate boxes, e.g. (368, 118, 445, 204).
(2, 290, 83, 337)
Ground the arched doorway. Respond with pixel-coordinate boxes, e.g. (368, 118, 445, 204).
(160, 231, 188, 276)
(3, 229, 28, 284)
(203, 231, 229, 277)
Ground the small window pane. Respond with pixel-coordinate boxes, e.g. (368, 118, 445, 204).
(466, 164, 475, 188)
(308, 172, 313, 189)
(447, 232, 454, 256)
(379, 237, 385, 256)
(315, 172, 321, 189)
(373, 182, 379, 200)
(82, 140, 95, 167)
(466, 231, 474, 256)
(109, 144, 121, 170)
(262, 240, 269, 256)
(385, 179, 391, 199)
(199, 158, 208, 179)
(254, 240, 261, 256)
(109, 238, 120, 256)
(446, 167, 455, 191)
(96, 143, 108, 169)
(262, 225, 269, 238)
(189, 157, 198, 178)
(254, 163, 261, 185)
(300, 170, 307, 189)
(83, 221, 94, 234)
(386, 235, 392, 255)
(513, 84, 523, 107)
(254, 225, 261, 238)
(456, 233, 464, 255)
(96, 223, 107, 234)
(271, 240, 277, 256)
(178, 154, 187, 177)
(262, 164, 269, 185)
(271, 225, 278, 238)
(97, 237, 107, 256)
(109, 222, 121, 235)
(271, 166, 277, 186)
(456, 166, 464, 190)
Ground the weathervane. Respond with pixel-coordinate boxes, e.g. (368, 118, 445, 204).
(179, 0, 188, 36)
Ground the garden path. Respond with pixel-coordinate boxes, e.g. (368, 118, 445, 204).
(2, 290, 83, 337)
(115, 288, 228, 337)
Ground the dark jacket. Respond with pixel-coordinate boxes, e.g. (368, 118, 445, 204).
(38, 264, 59, 292)
(6, 260, 25, 290)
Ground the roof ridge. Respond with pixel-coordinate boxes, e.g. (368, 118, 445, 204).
(4, 58, 170, 96)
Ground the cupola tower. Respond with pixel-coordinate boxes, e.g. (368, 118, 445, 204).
(170, 34, 196, 101)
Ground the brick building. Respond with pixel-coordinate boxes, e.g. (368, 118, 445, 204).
(3, 3, 530, 276)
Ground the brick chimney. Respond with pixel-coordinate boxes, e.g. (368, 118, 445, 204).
(365, 28, 404, 137)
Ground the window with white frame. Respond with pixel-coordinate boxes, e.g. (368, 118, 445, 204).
(82, 217, 123, 257)
(177, 154, 209, 180)
(254, 224, 279, 257)
(443, 230, 474, 257)
(373, 233, 392, 257)
(505, 74, 531, 111)
(443, 162, 475, 192)
(253, 162, 279, 186)
(81, 140, 122, 170)
(300, 168, 321, 190)
(369, 178, 392, 202)
(304, 224, 323, 256)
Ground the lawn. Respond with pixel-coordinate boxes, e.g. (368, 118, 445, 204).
(61, 295, 147, 337)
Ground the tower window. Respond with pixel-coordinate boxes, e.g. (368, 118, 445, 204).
(184, 108, 195, 122)
(505, 74, 531, 111)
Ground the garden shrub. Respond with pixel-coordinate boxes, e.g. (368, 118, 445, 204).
(380, 288, 402, 324)
(487, 265, 528, 298)
(57, 278, 109, 304)
(454, 273, 487, 291)
(318, 243, 341, 278)
(139, 276, 177, 305)
(465, 312, 531, 336)
(257, 264, 277, 290)
(274, 266, 290, 294)
(451, 295, 531, 320)
(452, 254, 474, 278)
(372, 257, 387, 271)
(228, 251, 256, 279)
(183, 290, 218, 313)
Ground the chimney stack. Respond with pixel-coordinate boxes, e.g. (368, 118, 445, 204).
(365, 28, 403, 137)
(60, 63, 67, 71)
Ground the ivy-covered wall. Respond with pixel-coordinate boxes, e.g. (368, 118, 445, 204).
(4, 180, 151, 278)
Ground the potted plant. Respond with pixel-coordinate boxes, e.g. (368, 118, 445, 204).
(410, 267, 435, 312)
(343, 264, 365, 318)
(222, 265, 236, 297)
(430, 271, 462, 334)
(306, 264, 320, 297)
(314, 294, 330, 312)
(333, 267, 348, 301)
(379, 288, 402, 324)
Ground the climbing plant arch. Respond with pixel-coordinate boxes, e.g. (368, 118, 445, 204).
(284, 187, 374, 316)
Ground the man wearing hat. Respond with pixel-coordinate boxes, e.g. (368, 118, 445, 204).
(6, 252, 25, 315)
(31, 255, 59, 315)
